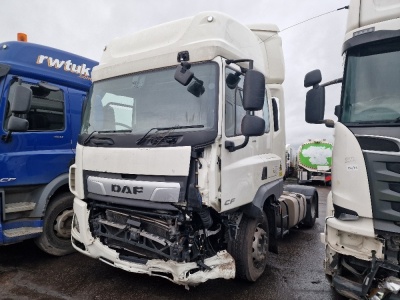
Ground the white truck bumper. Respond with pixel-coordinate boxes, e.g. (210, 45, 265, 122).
(71, 198, 236, 287)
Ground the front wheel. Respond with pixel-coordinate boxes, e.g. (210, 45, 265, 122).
(35, 193, 74, 256)
(228, 213, 269, 282)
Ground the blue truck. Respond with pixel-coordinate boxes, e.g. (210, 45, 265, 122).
(0, 36, 97, 255)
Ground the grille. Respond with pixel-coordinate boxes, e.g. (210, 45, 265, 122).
(388, 163, 400, 174)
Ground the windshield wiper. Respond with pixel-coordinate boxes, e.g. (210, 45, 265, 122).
(350, 119, 400, 125)
(83, 130, 131, 145)
(83, 131, 98, 145)
(392, 117, 400, 123)
(136, 125, 204, 145)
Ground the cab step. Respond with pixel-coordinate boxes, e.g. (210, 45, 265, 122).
(4, 202, 36, 213)
(3, 227, 42, 238)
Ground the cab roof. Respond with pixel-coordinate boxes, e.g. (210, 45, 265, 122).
(0, 41, 98, 91)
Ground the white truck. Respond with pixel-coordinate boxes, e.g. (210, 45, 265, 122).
(69, 12, 318, 287)
(304, 1, 400, 299)
(297, 139, 333, 185)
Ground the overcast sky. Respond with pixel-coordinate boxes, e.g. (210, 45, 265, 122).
(1, 0, 349, 150)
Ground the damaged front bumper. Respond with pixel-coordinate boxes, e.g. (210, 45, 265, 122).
(71, 198, 235, 287)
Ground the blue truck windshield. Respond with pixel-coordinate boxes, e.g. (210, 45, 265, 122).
(82, 62, 218, 134)
(341, 38, 400, 125)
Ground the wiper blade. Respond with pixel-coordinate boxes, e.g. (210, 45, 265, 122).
(392, 117, 400, 123)
(83, 130, 131, 145)
(350, 119, 400, 125)
(83, 131, 98, 145)
(136, 124, 204, 145)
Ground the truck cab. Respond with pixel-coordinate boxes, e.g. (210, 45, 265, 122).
(70, 12, 318, 287)
(304, 0, 400, 298)
(0, 39, 97, 255)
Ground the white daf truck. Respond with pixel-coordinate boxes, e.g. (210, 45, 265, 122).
(69, 12, 318, 287)
(304, 1, 400, 299)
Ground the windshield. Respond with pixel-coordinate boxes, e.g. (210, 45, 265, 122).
(341, 38, 400, 124)
(82, 62, 218, 134)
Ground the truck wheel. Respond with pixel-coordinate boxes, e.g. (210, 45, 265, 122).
(302, 192, 318, 228)
(35, 193, 74, 256)
(229, 213, 269, 282)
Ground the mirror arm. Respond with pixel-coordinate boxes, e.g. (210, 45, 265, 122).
(321, 78, 342, 88)
(323, 119, 335, 128)
(226, 59, 254, 70)
(1, 132, 12, 143)
(225, 136, 249, 152)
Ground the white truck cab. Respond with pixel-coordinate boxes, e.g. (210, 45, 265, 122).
(70, 12, 318, 287)
(305, 0, 400, 298)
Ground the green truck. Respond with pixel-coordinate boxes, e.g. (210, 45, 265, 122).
(297, 139, 333, 185)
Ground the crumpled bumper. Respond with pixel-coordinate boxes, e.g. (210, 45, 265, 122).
(71, 198, 236, 287)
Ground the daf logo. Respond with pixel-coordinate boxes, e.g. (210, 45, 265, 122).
(111, 184, 143, 195)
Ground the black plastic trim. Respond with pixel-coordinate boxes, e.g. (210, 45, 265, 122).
(342, 29, 400, 53)
(333, 203, 359, 220)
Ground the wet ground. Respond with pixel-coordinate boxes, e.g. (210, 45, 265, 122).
(0, 182, 336, 300)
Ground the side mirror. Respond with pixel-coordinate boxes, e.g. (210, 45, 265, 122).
(243, 69, 265, 111)
(7, 115, 29, 132)
(304, 69, 325, 124)
(2, 83, 32, 142)
(187, 78, 205, 97)
(225, 115, 265, 152)
(174, 62, 194, 86)
(11, 85, 32, 113)
(226, 72, 241, 89)
(304, 69, 322, 88)
(241, 114, 265, 136)
(305, 86, 325, 124)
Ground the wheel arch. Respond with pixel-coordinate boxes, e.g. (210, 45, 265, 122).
(31, 173, 71, 217)
(240, 179, 283, 255)
(241, 178, 283, 220)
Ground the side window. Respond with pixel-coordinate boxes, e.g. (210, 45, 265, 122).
(272, 97, 280, 132)
(263, 97, 270, 133)
(5, 81, 65, 131)
(225, 68, 245, 137)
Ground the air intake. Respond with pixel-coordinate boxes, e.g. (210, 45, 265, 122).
(357, 137, 399, 152)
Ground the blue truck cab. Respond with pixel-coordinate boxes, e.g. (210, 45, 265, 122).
(0, 39, 97, 255)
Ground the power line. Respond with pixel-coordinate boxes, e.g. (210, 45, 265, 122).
(262, 5, 349, 43)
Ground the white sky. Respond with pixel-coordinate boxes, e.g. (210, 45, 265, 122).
(1, 0, 350, 150)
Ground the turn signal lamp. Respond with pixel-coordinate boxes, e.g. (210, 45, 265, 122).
(17, 33, 28, 42)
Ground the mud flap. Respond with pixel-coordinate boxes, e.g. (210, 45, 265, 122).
(266, 202, 279, 254)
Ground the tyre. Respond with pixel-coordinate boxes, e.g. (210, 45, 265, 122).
(302, 192, 318, 228)
(228, 213, 269, 282)
(35, 193, 74, 256)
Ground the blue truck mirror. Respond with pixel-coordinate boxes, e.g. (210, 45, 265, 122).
(11, 85, 32, 113)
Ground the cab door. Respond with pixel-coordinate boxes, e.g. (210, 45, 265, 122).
(220, 64, 268, 212)
(0, 75, 72, 188)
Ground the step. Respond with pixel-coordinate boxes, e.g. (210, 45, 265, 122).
(4, 202, 36, 214)
(3, 227, 42, 238)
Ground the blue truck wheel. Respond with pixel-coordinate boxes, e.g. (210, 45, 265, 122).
(35, 193, 74, 256)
